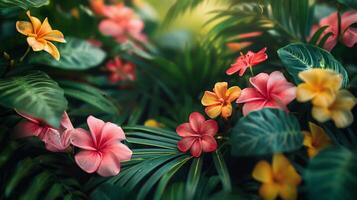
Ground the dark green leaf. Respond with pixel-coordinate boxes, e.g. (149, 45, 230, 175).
(212, 150, 231, 192)
(308, 25, 329, 45)
(337, 0, 357, 9)
(186, 157, 203, 200)
(0, 0, 49, 10)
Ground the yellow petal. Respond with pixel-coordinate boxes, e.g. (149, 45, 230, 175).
(331, 110, 354, 128)
(279, 184, 298, 200)
(303, 131, 313, 148)
(331, 90, 357, 110)
(16, 21, 34, 36)
(201, 91, 220, 106)
(205, 105, 222, 118)
(296, 83, 316, 102)
(309, 122, 331, 148)
(44, 41, 60, 60)
(221, 104, 232, 119)
(298, 69, 321, 85)
(312, 106, 331, 123)
(307, 148, 319, 158)
(259, 183, 279, 200)
(226, 86, 241, 102)
(273, 154, 301, 185)
(213, 82, 228, 99)
(311, 89, 336, 107)
(144, 119, 162, 128)
(27, 37, 46, 51)
(26, 11, 42, 33)
(38, 17, 53, 37)
(43, 30, 66, 43)
(252, 161, 273, 183)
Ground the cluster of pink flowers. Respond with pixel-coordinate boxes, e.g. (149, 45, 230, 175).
(15, 112, 132, 177)
(106, 56, 136, 83)
(90, 0, 146, 43)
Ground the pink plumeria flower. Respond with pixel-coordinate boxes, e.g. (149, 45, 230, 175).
(236, 71, 296, 116)
(226, 47, 268, 76)
(70, 116, 132, 177)
(176, 112, 218, 157)
(310, 11, 357, 51)
(106, 57, 136, 83)
(15, 112, 74, 152)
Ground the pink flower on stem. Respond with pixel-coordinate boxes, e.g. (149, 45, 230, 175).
(226, 47, 268, 76)
(236, 71, 296, 116)
(176, 112, 218, 157)
(106, 57, 136, 83)
(15, 112, 74, 152)
(310, 11, 357, 51)
(71, 116, 132, 177)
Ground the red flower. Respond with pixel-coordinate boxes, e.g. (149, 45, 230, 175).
(236, 71, 296, 116)
(176, 112, 218, 157)
(106, 57, 136, 83)
(226, 47, 268, 76)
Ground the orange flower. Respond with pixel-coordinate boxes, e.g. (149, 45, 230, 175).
(201, 82, 241, 119)
(16, 11, 66, 60)
(252, 154, 301, 200)
(303, 122, 332, 158)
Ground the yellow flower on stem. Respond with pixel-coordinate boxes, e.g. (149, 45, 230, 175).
(252, 154, 301, 200)
(201, 82, 241, 119)
(296, 68, 342, 107)
(16, 11, 66, 60)
(312, 90, 357, 128)
(303, 122, 332, 158)
(144, 119, 163, 128)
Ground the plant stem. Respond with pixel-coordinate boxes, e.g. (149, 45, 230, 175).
(19, 46, 31, 62)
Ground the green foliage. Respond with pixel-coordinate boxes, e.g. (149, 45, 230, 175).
(337, 0, 357, 9)
(0, 0, 49, 10)
(0, 71, 67, 128)
(304, 147, 357, 200)
(231, 108, 303, 156)
(277, 43, 349, 87)
(212, 150, 231, 192)
(162, 0, 205, 26)
(30, 37, 106, 70)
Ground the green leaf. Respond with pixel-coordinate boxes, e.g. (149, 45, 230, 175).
(0, 71, 67, 128)
(308, 25, 329, 45)
(0, 0, 49, 10)
(277, 43, 349, 87)
(337, 0, 357, 9)
(30, 37, 106, 70)
(304, 147, 357, 200)
(212, 150, 231, 192)
(231, 108, 303, 156)
(186, 157, 203, 200)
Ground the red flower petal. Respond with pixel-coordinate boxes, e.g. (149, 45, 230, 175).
(190, 140, 202, 157)
(177, 137, 196, 152)
(200, 120, 218, 136)
(189, 112, 205, 133)
(201, 135, 217, 152)
(176, 123, 197, 137)
(237, 88, 265, 103)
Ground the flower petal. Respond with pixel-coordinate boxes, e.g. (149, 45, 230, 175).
(201, 135, 217, 152)
(296, 83, 316, 102)
(200, 120, 218, 136)
(87, 116, 106, 146)
(16, 21, 34, 36)
(37, 17, 52, 37)
(27, 37, 46, 51)
(331, 110, 354, 128)
(273, 154, 301, 185)
(205, 105, 222, 119)
(279, 184, 298, 200)
(242, 100, 266, 116)
(177, 137, 196, 152)
(342, 27, 357, 47)
(312, 106, 331, 123)
(26, 11, 42, 33)
(259, 183, 279, 200)
(100, 122, 126, 147)
(252, 161, 273, 183)
(311, 90, 336, 107)
(104, 142, 133, 161)
(176, 123, 197, 137)
(226, 86, 241, 102)
(44, 41, 60, 60)
(60, 112, 74, 131)
(75, 150, 101, 173)
(341, 11, 357, 30)
(14, 121, 43, 138)
(190, 140, 202, 157)
(236, 88, 264, 103)
(201, 91, 220, 106)
(213, 82, 228, 99)
(249, 73, 269, 96)
(221, 104, 233, 119)
(43, 30, 66, 43)
(97, 151, 121, 177)
(251, 47, 268, 65)
(70, 128, 96, 151)
(189, 112, 205, 133)
(99, 19, 124, 37)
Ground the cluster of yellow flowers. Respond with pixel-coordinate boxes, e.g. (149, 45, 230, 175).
(296, 68, 357, 128)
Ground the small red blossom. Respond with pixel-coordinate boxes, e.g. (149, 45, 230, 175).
(176, 112, 218, 157)
(226, 47, 268, 76)
(106, 57, 136, 83)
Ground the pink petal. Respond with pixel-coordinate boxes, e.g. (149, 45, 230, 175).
(242, 100, 266, 116)
(226, 60, 244, 75)
(97, 151, 121, 177)
(177, 137, 196, 152)
(236, 88, 265, 103)
(320, 12, 338, 28)
(271, 86, 296, 105)
(99, 19, 124, 37)
(342, 27, 357, 47)
(60, 112, 74, 131)
(127, 19, 144, 34)
(201, 135, 217, 152)
(43, 130, 71, 152)
(70, 128, 96, 151)
(103, 142, 132, 161)
(87, 116, 105, 146)
(341, 11, 357, 30)
(75, 150, 102, 173)
(250, 47, 268, 65)
(189, 112, 205, 133)
(190, 140, 202, 157)
(249, 73, 269, 96)
(16, 111, 40, 124)
(200, 120, 218, 136)
(176, 123, 197, 137)
(323, 34, 338, 51)
(99, 122, 126, 147)
(14, 121, 43, 138)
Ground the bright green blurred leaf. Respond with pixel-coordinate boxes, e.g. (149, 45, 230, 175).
(0, 0, 49, 10)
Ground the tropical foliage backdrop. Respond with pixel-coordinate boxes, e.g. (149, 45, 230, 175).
(0, 0, 356, 199)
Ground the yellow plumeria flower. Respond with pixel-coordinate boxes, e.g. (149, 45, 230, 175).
(252, 154, 301, 200)
(296, 68, 342, 107)
(312, 90, 357, 128)
(16, 11, 66, 60)
(303, 122, 332, 158)
(201, 82, 241, 119)
(144, 119, 164, 128)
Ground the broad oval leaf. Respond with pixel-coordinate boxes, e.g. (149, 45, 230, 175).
(0, 0, 49, 10)
(30, 37, 106, 70)
(304, 147, 357, 200)
(277, 43, 349, 87)
(0, 71, 67, 128)
(231, 108, 303, 156)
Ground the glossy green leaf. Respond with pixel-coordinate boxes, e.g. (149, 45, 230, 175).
(0, 0, 49, 10)
(304, 147, 357, 200)
(0, 71, 67, 128)
(337, 0, 357, 9)
(231, 108, 303, 156)
(212, 150, 231, 192)
(186, 157, 203, 200)
(277, 43, 349, 87)
(30, 37, 106, 70)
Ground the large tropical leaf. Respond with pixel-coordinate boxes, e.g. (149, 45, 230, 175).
(304, 147, 357, 200)
(277, 43, 349, 87)
(0, 71, 67, 128)
(0, 0, 49, 10)
(231, 108, 303, 156)
(30, 37, 106, 70)
(337, 0, 357, 9)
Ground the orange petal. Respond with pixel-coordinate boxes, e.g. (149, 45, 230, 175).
(331, 110, 354, 128)
(27, 37, 46, 51)
(226, 86, 241, 102)
(311, 90, 336, 107)
(44, 41, 60, 60)
(38, 17, 53, 37)
(312, 106, 331, 123)
(279, 184, 298, 200)
(16, 21, 34, 36)
(273, 154, 301, 185)
(221, 104, 232, 119)
(309, 122, 331, 148)
(303, 131, 313, 148)
(26, 11, 42, 33)
(252, 161, 273, 183)
(259, 183, 279, 200)
(43, 30, 66, 43)
(213, 82, 228, 99)
(204, 105, 222, 119)
(201, 91, 220, 106)
(296, 83, 316, 102)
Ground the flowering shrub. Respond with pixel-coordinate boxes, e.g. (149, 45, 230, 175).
(0, 0, 356, 200)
